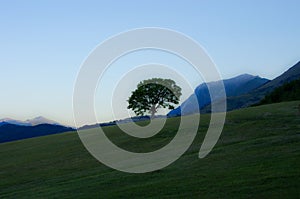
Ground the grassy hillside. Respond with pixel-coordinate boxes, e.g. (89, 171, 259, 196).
(0, 101, 300, 198)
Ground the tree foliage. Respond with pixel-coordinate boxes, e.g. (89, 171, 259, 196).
(127, 78, 182, 118)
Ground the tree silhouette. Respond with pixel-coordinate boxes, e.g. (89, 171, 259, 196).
(127, 78, 182, 118)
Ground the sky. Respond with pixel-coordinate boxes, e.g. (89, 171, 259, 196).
(0, 0, 300, 126)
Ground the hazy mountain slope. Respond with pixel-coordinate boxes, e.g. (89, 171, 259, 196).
(0, 122, 8, 127)
(173, 61, 300, 115)
(0, 118, 31, 126)
(220, 61, 300, 111)
(25, 116, 60, 126)
(0, 123, 74, 143)
(257, 61, 300, 93)
(0, 116, 61, 126)
(168, 74, 269, 116)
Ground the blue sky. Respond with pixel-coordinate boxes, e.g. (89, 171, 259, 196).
(1, 0, 300, 126)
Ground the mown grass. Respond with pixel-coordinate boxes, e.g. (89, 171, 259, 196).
(0, 101, 299, 198)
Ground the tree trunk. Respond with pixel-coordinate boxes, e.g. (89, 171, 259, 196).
(150, 104, 157, 119)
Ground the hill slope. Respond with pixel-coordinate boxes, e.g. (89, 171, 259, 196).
(257, 61, 300, 93)
(200, 61, 300, 113)
(0, 101, 299, 198)
(0, 118, 31, 126)
(168, 74, 269, 116)
(225, 61, 300, 110)
(0, 123, 74, 143)
(257, 78, 300, 105)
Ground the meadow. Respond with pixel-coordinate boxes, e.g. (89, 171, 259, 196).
(0, 101, 299, 198)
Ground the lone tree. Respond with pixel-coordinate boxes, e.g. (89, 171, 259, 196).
(127, 78, 182, 118)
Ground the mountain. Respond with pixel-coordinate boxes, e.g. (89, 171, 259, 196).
(25, 116, 60, 126)
(0, 116, 61, 126)
(0, 123, 74, 143)
(256, 77, 300, 105)
(168, 74, 269, 116)
(0, 122, 8, 127)
(0, 116, 73, 143)
(256, 61, 300, 93)
(0, 118, 31, 126)
(221, 61, 300, 111)
(168, 61, 300, 116)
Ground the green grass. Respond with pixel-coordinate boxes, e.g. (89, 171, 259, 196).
(0, 101, 300, 198)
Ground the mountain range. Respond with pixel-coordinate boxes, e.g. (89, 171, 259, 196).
(0, 117, 74, 143)
(168, 74, 269, 116)
(168, 61, 300, 116)
(0, 116, 60, 126)
(0, 123, 74, 143)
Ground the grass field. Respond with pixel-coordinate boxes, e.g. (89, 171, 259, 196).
(0, 101, 300, 198)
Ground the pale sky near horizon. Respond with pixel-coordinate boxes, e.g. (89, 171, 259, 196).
(1, 0, 300, 126)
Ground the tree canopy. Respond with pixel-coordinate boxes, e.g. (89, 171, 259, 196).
(127, 78, 182, 118)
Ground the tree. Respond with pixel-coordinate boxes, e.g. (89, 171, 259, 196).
(127, 78, 182, 118)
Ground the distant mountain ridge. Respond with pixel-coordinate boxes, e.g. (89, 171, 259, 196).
(0, 116, 74, 143)
(168, 74, 269, 116)
(0, 123, 74, 143)
(0, 116, 61, 126)
(256, 61, 300, 93)
(0, 118, 31, 126)
(169, 61, 300, 116)
(25, 116, 60, 126)
(221, 61, 300, 111)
